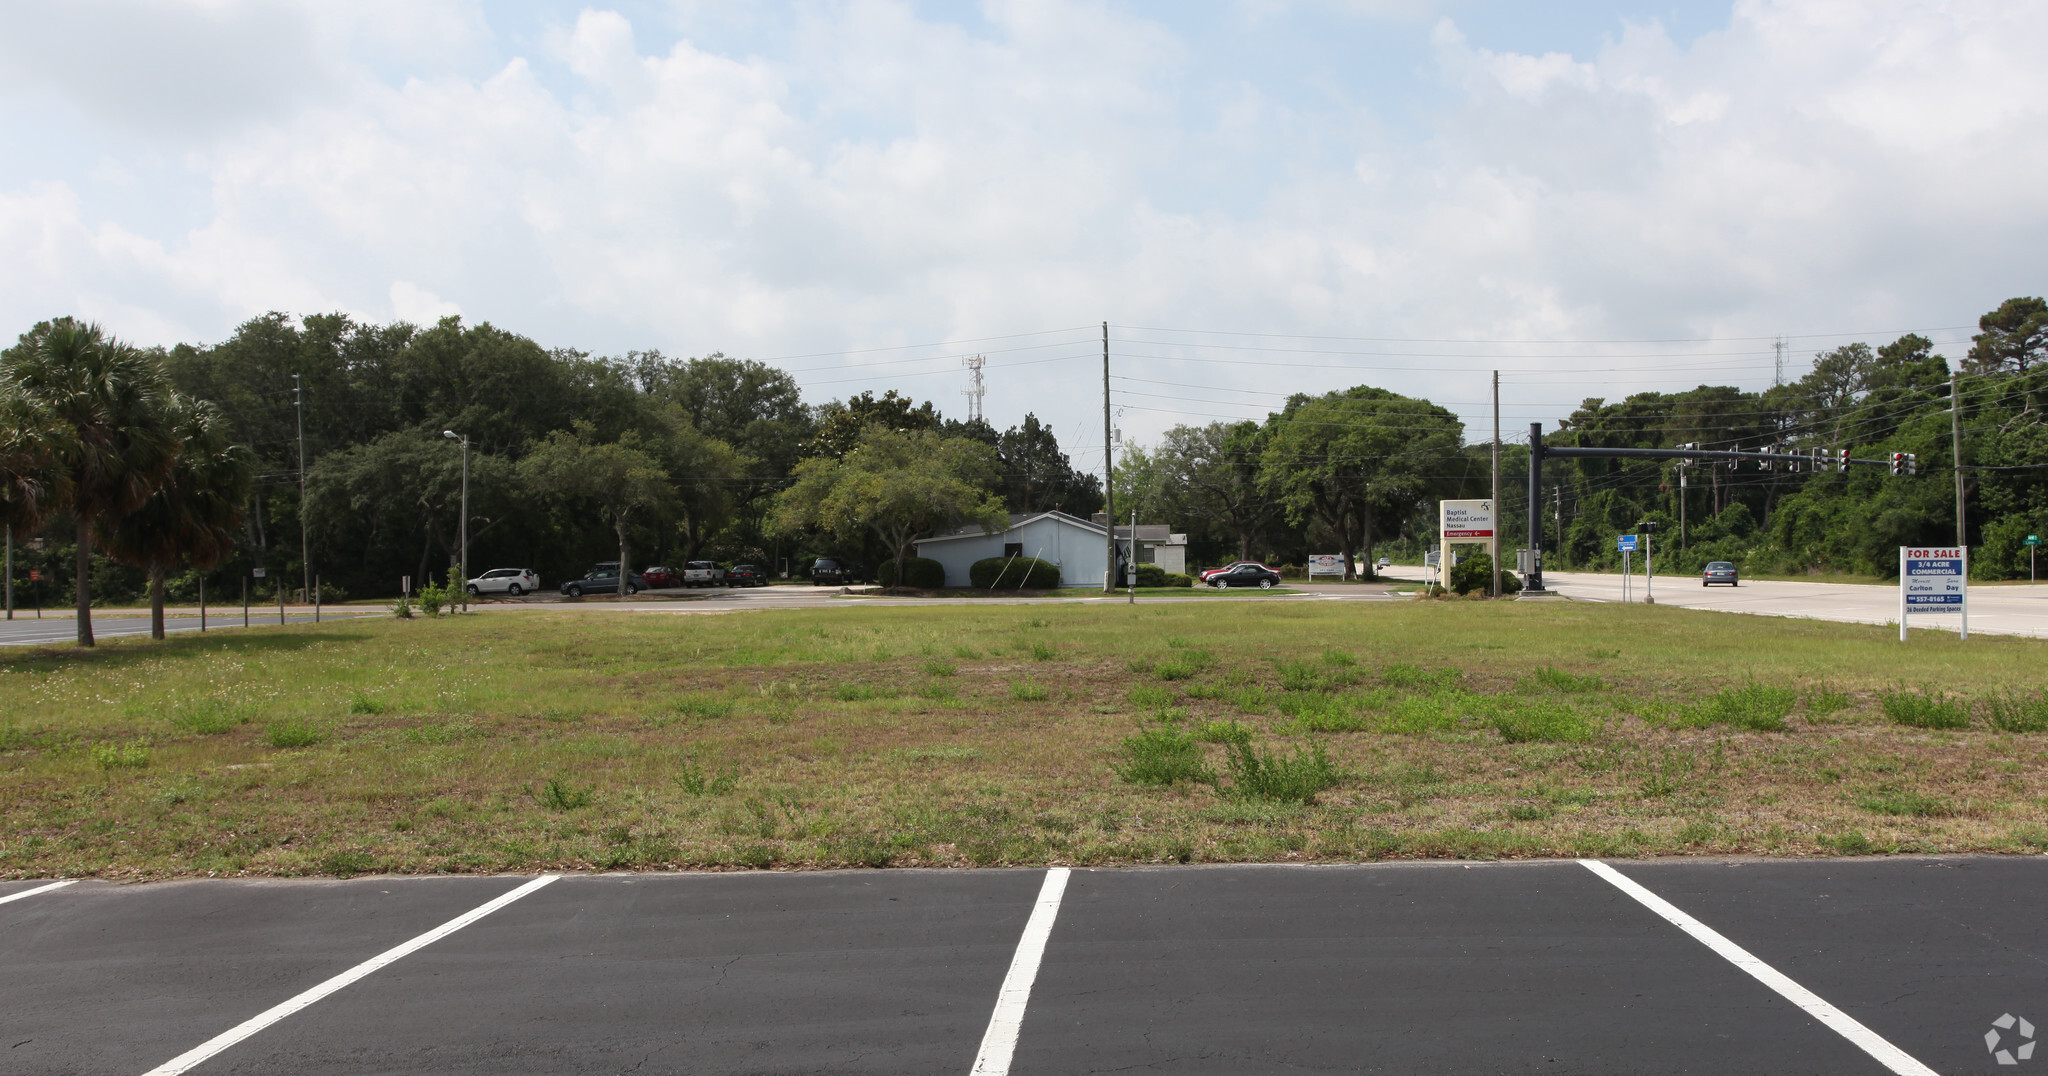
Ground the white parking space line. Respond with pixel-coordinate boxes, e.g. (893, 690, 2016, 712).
(139, 874, 559, 1076)
(970, 867, 1071, 1076)
(0, 879, 74, 905)
(1579, 860, 1937, 1076)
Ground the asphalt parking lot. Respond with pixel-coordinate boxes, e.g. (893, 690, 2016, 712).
(4, 857, 2042, 1074)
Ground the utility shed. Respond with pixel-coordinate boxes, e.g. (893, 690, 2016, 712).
(913, 511, 1111, 588)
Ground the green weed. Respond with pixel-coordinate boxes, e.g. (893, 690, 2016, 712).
(1805, 683, 1853, 719)
(1492, 699, 1597, 743)
(678, 758, 740, 796)
(265, 717, 326, 748)
(1029, 641, 1058, 662)
(1857, 788, 1953, 816)
(1680, 683, 1798, 732)
(534, 775, 595, 811)
(1217, 740, 1341, 805)
(1194, 720, 1255, 746)
(346, 694, 388, 715)
(921, 659, 958, 677)
(671, 695, 737, 722)
(91, 740, 151, 769)
(1111, 726, 1212, 786)
(1382, 663, 1463, 691)
(1009, 681, 1050, 701)
(1880, 690, 1971, 730)
(1983, 689, 2048, 733)
(170, 698, 254, 735)
(1127, 684, 1174, 709)
(1528, 667, 1605, 693)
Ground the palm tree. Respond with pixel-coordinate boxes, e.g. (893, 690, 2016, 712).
(1, 320, 180, 646)
(0, 382, 73, 536)
(97, 396, 254, 638)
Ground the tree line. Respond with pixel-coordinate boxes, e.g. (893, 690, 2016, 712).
(5, 293, 2040, 642)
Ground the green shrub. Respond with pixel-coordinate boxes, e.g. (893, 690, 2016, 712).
(921, 658, 958, 677)
(1111, 726, 1211, 786)
(1492, 699, 1596, 743)
(1134, 563, 1167, 587)
(1448, 552, 1501, 596)
(1984, 690, 2048, 732)
(1010, 681, 1050, 701)
(877, 556, 947, 588)
(346, 694, 388, 716)
(1127, 684, 1174, 708)
(1680, 683, 1798, 732)
(172, 698, 254, 734)
(1218, 740, 1341, 804)
(1528, 667, 1605, 693)
(1163, 572, 1193, 588)
(679, 758, 740, 795)
(1880, 690, 1971, 729)
(1194, 720, 1255, 745)
(1805, 683, 1853, 718)
(265, 717, 326, 748)
(1380, 693, 1463, 734)
(534, 775, 595, 811)
(91, 740, 151, 769)
(1277, 693, 1369, 732)
(969, 556, 1062, 589)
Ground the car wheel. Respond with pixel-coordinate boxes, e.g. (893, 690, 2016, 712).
(1259, 579, 1274, 589)
(466, 584, 480, 595)
(566, 584, 583, 597)
(507, 584, 522, 596)
(626, 585, 639, 596)
(1212, 579, 1229, 589)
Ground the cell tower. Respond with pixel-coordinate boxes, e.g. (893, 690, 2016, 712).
(1774, 335, 1788, 387)
(962, 354, 986, 423)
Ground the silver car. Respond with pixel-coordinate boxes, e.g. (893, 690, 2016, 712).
(1702, 561, 1738, 587)
(467, 568, 539, 596)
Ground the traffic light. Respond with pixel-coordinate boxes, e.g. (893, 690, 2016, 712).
(1905, 453, 1918, 475)
(1638, 520, 1659, 534)
(1890, 452, 1904, 476)
(1838, 448, 1850, 473)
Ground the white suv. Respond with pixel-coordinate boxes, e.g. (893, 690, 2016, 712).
(467, 568, 539, 596)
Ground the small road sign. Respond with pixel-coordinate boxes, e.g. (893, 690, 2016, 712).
(2027, 535, 2041, 547)
(1616, 534, 1638, 553)
(252, 568, 267, 579)
(27, 570, 40, 582)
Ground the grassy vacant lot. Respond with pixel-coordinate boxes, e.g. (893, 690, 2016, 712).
(5, 600, 2048, 880)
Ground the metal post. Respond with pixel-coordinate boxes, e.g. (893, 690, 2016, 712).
(1491, 371, 1500, 598)
(1679, 467, 1687, 549)
(1951, 372, 1966, 548)
(242, 576, 248, 627)
(1898, 546, 1908, 643)
(278, 581, 285, 626)
(314, 575, 321, 623)
(4, 525, 11, 620)
(200, 576, 206, 632)
(459, 436, 469, 612)
(1645, 530, 1655, 605)
(1102, 321, 1114, 593)
(295, 373, 310, 606)
(1128, 507, 1137, 604)
(1524, 423, 1545, 593)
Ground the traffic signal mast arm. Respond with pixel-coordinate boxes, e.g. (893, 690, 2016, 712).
(1524, 421, 1899, 596)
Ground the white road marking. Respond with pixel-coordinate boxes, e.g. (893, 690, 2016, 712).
(971, 867, 1071, 1076)
(139, 874, 560, 1076)
(1579, 860, 1937, 1076)
(0, 879, 74, 905)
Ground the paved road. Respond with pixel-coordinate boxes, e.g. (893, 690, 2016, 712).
(466, 581, 1401, 617)
(0, 611, 378, 648)
(1, 857, 2040, 1074)
(1381, 564, 2048, 639)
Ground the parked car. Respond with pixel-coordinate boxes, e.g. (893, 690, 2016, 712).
(1206, 562, 1283, 589)
(1702, 561, 1739, 587)
(1200, 561, 1280, 583)
(682, 560, 726, 587)
(1376, 557, 1392, 570)
(639, 566, 680, 588)
(811, 557, 861, 585)
(466, 568, 539, 596)
(560, 567, 645, 597)
(727, 564, 768, 587)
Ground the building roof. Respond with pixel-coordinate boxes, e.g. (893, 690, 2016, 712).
(914, 510, 1107, 545)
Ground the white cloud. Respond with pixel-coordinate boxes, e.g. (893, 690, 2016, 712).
(1, 0, 2045, 445)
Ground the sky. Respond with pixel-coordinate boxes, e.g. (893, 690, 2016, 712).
(2, 0, 2043, 461)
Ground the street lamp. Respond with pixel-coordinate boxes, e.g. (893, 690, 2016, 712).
(443, 430, 469, 611)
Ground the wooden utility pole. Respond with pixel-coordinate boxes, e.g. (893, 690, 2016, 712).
(1490, 371, 1500, 598)
(1952, 372, 1966, 548)
(1102, 322, 1115, 593)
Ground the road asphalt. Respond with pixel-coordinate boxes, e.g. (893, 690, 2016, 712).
(2, 857, 2040, 1074)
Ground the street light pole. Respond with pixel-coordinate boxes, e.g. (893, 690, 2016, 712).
(444, 430, 469, 611)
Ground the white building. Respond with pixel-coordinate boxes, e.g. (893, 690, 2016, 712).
(912, 511, 1188, 588)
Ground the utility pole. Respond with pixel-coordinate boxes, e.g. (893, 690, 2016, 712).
(1128, 506, 1137, 605)
(444, 431, 470, 610)
(1774, 336, 1788, 387)
(4, 525, 11, 620)
(1102, 322, 1115, 594)
(1952, 372, 1967, 548)
(294, 374, 309, 605)
(962, 355, 986, 424)
(1491, 370, 1500, 598)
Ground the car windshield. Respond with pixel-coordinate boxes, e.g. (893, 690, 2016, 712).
(1708, 562, 1734, 569)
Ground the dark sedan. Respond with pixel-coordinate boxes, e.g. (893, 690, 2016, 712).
(560, 568, 645, 597)
(1702, 561, 1739, 587)
(1207, 563, 1283, 589)
(728, 564, 768, 587)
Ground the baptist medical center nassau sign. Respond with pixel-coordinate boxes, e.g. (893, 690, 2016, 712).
(1898, 546, 1968, 642)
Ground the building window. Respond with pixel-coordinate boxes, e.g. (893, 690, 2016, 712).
(1004, 543, 1023, 558)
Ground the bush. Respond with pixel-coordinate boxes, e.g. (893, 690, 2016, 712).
(877, 556, 947, 588)
(1218, 740, 1342, 804)
(1111, 726, 1211, 786)
(1679, 683, 1798, 731)
(1984, 689, 2048, 732)
(1880, 690, 1971, 729)
(1448, 552, 1511, 596)
(1134, 563, 1166, 587)
(969, 556, 1062, 589)
(1163, 572, 1193, 587)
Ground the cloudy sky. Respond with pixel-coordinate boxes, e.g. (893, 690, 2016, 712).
(2, 0, 2042, 456)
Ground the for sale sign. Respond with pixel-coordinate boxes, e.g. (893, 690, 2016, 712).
(1899, 546, 1968, 641)
(1439, 499, 1495, 539)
